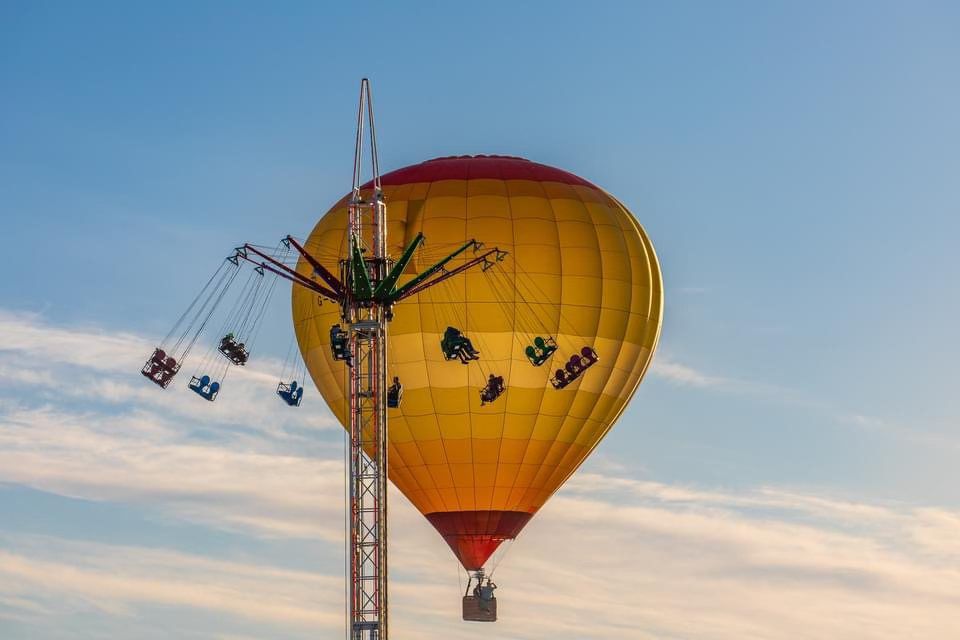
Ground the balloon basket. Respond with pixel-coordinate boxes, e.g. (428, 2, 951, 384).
(462, 595, 497, 622)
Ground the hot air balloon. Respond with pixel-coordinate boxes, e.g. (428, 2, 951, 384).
(292, 155, 662, 576)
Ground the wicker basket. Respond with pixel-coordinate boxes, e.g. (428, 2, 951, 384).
(462, 595, 497, 622)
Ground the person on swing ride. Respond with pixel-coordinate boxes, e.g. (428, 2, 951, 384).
(387, 376, 403, 408)
(481, 373, 505, 404)
(443, 326, 479, 364)
(329, 324, 353, 366)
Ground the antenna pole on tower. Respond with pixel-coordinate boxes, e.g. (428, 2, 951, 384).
(344, 78, 389, 640)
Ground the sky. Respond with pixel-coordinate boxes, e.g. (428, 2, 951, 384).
(1, 1, 959, 638)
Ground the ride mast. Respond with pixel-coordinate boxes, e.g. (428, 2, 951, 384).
(228, 79, 504, 638)
(139, 78, 512, 636)
(335, 80, 506, 638)
(344, 78, 389, 640)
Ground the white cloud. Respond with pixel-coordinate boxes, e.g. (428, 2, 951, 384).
(0, 536, 341, 631)
(1, 310, 960, 638)
(0, 404, 345, 541)
(648, 354, 779, 395)
(650, 356, 728, 387)
(0, 310, 338, 436)
(5, 474, 960, 639)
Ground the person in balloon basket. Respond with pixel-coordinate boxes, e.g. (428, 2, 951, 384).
(475, 578, 497, 611)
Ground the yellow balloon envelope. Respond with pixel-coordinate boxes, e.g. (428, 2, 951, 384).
(293, 156, 662, 569)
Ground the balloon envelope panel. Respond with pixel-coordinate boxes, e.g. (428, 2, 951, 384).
(293, 156, 662, 569)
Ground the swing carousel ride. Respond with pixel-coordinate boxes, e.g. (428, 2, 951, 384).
(140, 79, 663, 638)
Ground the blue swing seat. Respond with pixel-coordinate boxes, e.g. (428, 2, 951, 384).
(189, 375, 221, 401)
(277, 380, 303, 407)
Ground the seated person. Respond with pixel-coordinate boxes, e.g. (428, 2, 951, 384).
(218, 333, 249, 365)
(480, 374, 505, 405)
(452, 345, 475, 364)
(230, 342, 249, 365)
(442, 326, 479, 363)
(387, 376, 403, 408)
(329, 324, 352, 365)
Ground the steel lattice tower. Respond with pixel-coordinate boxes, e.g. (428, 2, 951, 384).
(147, 77, 513, 640)
(343, 79, 389, 640)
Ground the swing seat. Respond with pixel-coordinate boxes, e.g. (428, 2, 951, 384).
(218, 336, 249, 366)
(277, 381, 303, 407)
(580, 345, 599, 365)
(567, 347, 599, 374)
(480, 376, 505, 405)
(549, 368, 571, 390)
(387, 382, 403, 408)
(565, 355, 585, 376)
(441, 326, 479, 361)
(188, 375, 221, 401)
(141, 348, 180, 388)
(550, 347, 598, 389)
(441, 336, 460, 360)
(330, 325, 351, 363)
(525, 336, 558, 366)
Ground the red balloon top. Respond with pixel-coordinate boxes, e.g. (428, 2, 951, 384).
(367, 155, 598, 189)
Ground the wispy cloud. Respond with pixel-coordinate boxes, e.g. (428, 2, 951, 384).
(649, 355, 782, 396)
(0, 310, 338, 436)
(0, 536, 341, 634)
(843, 413, 960, 452)
(650, 355, 729, 388)
(0, 310, 342, 541)
(2, 310, 959, 638)
(6, 475, 960, 639)
(650, 353, 960, 453)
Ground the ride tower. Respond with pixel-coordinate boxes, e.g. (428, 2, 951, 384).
(334, 79, 507, 639)
(343, 79, 390, 640)
(143, 79, 508, 638)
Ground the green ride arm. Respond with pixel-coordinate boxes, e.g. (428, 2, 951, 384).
(388, 238, 477, 303)
(372, 232, 424, 302)
(350, 238, 374, 300)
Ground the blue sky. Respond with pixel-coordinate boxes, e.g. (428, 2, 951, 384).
(2, 2, 959, 638)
